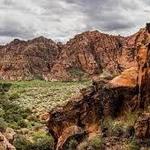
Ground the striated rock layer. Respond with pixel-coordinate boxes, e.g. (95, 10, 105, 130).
(48, 24, 150, 149)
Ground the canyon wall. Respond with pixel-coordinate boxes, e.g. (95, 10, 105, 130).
(0, 27, 146, 81)
(48, 24, 150, 149)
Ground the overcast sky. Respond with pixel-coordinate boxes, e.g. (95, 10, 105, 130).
(0, 0, 150, 44)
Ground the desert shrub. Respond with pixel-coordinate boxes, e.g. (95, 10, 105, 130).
(8, 122, 19, 130)
(17, 119, 28, 128)
(14, 133, 54, 150)
(26, 131, 55, 150)
(89, 135, 103, 150)
(29, 136, 54, 150)
(0, 117, 7, 132)
(32, 131, 47, 141)
(124, 112, 139, 126)
(102, 117, 125, 137)
(126, 139, 140, 150)
(13, 135, 31, 150)
(111, 124, 124, 137)
(0, 94, 31, 129)
(65, 138, 78, 150)
(69, 68, 85, 80)
(9, 93, 20, 100)
(0, 107, 5, 117)
(0, 83, 12, 93)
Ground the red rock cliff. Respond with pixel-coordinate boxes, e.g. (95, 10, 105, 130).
(48, 24, 150, 149)
(49, 28, 146, 81)
(0, 37, 60, 80)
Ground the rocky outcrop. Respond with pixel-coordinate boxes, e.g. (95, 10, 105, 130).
(49, 32, 125, 80)
(137, 28, 150, 109)
(133, 24, 150, 142)
(0, 132, 16, 150)
(0, 37, 60, 80)
(51, 31, 123, 77)
(48, 24, 150, 149)
(48, 68, 139, 149)
(49, 28, 147, 81)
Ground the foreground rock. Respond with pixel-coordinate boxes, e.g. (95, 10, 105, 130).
(48, 24, 150, 149)
(48, 70, 138, 149)
(0, 132, 16, 150)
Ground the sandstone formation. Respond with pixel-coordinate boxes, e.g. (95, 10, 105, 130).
(49, 28, 147, 81)
(48, 24, 150, 149)
(0, 27, 146, 81)
(0, 132, 16, 150)
(49, 31, 124, 80)
(48, 71, 138, 150)
(0, 37, 60, 80)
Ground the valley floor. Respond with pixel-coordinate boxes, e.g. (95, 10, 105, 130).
(0, 80, 91, 150)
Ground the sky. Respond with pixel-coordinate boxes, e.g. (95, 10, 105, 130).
(0, 0, 150, 44)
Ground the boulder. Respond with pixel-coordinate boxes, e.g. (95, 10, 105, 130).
(0, 132, 16, 150)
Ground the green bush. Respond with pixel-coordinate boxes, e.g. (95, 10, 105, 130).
(0, 117, 7, 132)
(0, 107, 5, 117)
(0, 83, 12, 93)
(65, 138, 78, 150)
(89, 135, 103, 150)
(13, 135, 31, 150)
(9, 93, 20, 100)
(69, 68, 85, 80)
(29, 136, 54, 150)
(17, 119, 28, 128)
(0, 94, 30, 129)
(124, 112, 139, 126)
(13, 133, 54, 150)
(126, 139, 140, 150)
(102, 117, 124, 137)
(31, 131, 54, 150)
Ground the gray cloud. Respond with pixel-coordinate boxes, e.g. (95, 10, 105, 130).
(0, 19, 35, 38)
(0, 0, 149, 44)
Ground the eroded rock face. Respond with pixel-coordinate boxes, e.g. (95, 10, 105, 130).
(133, 25, 150, 141)
(52, 31, 123, 78)
(49, 32, 124, 80)
(49, 28, 146, 80)
(0, 27, 147, 81)
(48, 24, 150, 149)
(48, 84, 102, 150)
(137, 25, 150, 109)
(0, 37, 60, 80)
(48, 71, 139, 149)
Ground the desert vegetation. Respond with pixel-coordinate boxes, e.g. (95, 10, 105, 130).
(0, 80, 90, 150)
